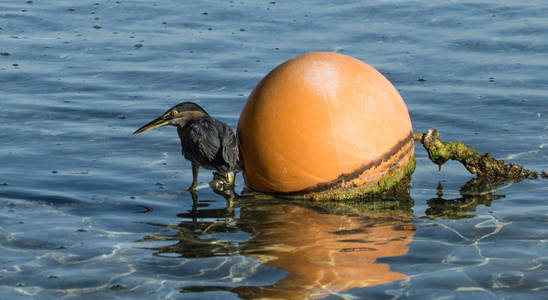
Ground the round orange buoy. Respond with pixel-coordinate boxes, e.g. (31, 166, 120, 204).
(237, 52, 415, 200)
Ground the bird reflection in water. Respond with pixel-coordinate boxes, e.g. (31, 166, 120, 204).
(138, 176, 513, 299)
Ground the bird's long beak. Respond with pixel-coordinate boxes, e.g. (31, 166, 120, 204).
(133, 116, 170, 135)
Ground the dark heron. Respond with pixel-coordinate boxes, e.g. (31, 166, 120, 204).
(134, 102, 241, 191)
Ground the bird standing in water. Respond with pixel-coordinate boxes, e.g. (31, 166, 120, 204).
(134, 102, 241, 191)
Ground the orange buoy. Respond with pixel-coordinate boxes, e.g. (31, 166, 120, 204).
(237, 52, 414, 200)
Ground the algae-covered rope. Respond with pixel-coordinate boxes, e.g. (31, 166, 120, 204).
(413, 129, 546, 179)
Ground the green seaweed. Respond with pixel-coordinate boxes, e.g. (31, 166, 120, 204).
(306, 156, 416, 201)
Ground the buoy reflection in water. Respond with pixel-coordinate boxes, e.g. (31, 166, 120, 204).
(142, 191, 415, 299)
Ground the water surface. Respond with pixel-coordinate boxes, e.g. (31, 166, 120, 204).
(1, 0, 547, 299)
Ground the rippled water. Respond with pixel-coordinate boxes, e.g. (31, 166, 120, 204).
(1, 0, 547, 299)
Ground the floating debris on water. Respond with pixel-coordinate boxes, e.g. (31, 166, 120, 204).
(413, 129, 538, 179)
(110, 284, 125, 290)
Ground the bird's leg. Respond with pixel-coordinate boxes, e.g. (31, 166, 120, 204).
(189, 189, 198, 203)
(212, 171, 235, 185)
(225, 171, 235, 186)
(210, 171, 236, 192)
(210, 172, 225, 191)
(188, 163, 199, 191)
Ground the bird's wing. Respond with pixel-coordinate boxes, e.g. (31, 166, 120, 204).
(220, 122, 241, 172)
(181, 118, 221, 167)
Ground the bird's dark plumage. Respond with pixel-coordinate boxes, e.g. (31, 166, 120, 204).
(178, 116, 241, 174)
(134, 102, 240, 191)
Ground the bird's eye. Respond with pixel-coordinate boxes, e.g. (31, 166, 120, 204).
(170, 111, 177, 117)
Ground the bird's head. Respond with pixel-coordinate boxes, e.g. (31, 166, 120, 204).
(133, 102, 209, 134)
